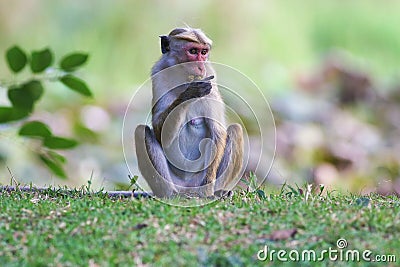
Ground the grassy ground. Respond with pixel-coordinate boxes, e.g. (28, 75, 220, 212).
(0, 185, 399, 266)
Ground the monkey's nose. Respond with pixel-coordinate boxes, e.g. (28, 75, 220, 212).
(197, 64, 206, 74)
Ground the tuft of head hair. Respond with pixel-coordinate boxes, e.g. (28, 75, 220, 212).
(168, 27, 212, 46)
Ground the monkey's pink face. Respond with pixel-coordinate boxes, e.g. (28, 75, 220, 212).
(183, 43, 210, 77)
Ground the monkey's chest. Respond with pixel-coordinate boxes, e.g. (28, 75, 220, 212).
(188, 117, 205, 128)
(181, 117, 207, 139)
(184, 101, 208, 131)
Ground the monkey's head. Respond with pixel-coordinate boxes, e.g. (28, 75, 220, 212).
(160, 27, 212, 78)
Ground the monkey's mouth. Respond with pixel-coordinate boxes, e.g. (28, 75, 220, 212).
(192, 62, 206, 78)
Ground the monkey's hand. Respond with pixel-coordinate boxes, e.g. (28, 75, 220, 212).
(181, 75, 214, 101)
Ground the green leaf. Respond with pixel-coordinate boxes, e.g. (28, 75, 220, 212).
(355, 197, 370, 207)
(48, 151, 66, 163)
(129, 175, 139, 186)
(240, 177, 250, 187)
(6, 45, 27, 73)
(74, 123, 99, 143)
(60, 75, 92, 97)
(25, 80, 44, 101)
(19, 121, 52, 138)
(8, 88, 33, 111)
(0, 107, 29, 123)
(8, 80, 44, 111)
(44, 136, 78, 149)
(39, 153, 67, 179)
(60, 53, 88, 71)
(256, 189, 266, 200)
(30, 48, 53, 73)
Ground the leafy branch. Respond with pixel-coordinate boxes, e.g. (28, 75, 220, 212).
(1, 45, 93, 178)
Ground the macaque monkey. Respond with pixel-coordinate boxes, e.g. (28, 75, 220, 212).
(135, 27, 243, 198)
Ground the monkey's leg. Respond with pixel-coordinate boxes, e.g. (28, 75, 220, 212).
(214, 123, 244, 196)
(135, 125, 177, 197)
(201, 128, 227, 197)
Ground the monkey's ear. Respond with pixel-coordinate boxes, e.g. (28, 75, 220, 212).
(160, 35, 170, 54)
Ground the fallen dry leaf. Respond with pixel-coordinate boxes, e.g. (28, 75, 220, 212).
(269, 228, 298, 241)
(88, 259, 100, 267)
(133, 223, 148, 230)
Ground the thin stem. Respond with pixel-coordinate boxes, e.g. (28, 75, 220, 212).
(0, 68, 66, 89)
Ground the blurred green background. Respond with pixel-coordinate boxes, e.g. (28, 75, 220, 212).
(1, 0, 400, 194)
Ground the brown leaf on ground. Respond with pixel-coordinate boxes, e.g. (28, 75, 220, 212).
(270, 228, 298, 241)
(133, 223, 148, 230)
(89, 259, 100, 267)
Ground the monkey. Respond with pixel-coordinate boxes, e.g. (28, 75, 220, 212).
(135, 27, 244, 198)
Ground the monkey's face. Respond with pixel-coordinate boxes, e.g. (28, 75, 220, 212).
(181, 42, 210, 77)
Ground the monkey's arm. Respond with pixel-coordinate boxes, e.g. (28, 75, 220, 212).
(152, 76, 214, 145)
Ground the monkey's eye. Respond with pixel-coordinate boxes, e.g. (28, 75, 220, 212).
(189, 48, 198, 55)
(201, 49, 208, 55)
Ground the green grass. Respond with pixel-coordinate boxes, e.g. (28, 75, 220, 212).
(0, 186, 399, 266)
